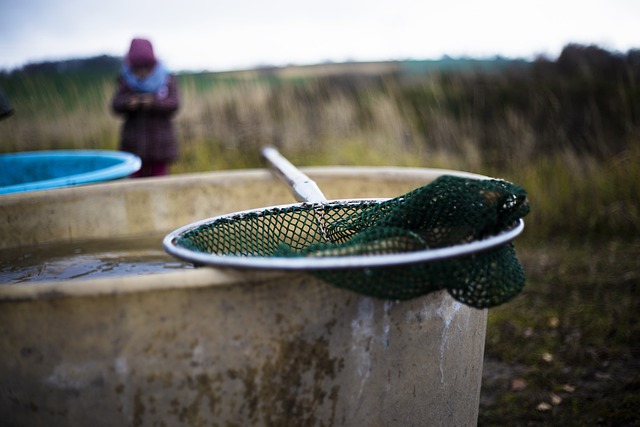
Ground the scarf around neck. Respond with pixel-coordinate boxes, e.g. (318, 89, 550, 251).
(122, 62, 169, 94)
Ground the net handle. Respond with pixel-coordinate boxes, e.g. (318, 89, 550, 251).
(262, 147, 327, 203)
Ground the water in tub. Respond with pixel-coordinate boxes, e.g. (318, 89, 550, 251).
(0, 235, 192, 284)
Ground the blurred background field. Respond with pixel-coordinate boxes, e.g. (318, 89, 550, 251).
(1, 44, 639, 425)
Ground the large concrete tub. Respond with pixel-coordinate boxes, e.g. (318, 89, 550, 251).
(0, 167, 488, 426)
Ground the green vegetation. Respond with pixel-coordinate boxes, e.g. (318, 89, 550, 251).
(1, 44, 639, 425)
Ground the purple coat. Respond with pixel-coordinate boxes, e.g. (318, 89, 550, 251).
(111, 74, 180, 163)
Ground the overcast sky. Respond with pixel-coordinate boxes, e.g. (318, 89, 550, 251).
(1, 0, 639, 72)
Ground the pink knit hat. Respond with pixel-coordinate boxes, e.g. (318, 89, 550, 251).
(126, 38, 157, 68)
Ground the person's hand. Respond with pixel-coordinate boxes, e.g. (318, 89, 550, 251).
(126, 94, 141, 109)
(139, 93, 154, 109)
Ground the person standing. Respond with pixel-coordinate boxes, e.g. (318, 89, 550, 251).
(111, 38, 179, 177)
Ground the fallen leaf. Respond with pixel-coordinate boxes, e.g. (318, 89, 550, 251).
(548, 316, 560, 328)
(511, 378, 527, 391)
(550, 393, 562, 405)
(562, 384, 576, 393)
(537, 402, 552, 412)
(542, 352, 554, 362)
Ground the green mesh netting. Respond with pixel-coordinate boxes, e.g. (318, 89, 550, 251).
(177, 175, 530, 308)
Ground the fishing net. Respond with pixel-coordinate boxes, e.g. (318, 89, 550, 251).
(175, 175, 529, 308)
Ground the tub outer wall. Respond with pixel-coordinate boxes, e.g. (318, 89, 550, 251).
(0, 167, 487, 426)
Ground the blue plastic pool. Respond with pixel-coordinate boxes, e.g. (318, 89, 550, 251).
(0, 150, 141, 195)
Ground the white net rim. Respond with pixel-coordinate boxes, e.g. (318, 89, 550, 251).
(163, 198, 525, 271)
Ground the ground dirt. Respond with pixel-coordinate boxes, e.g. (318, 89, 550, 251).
(477, 239, 640, 426)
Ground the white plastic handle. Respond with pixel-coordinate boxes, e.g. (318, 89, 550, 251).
(261, 147, 327, 203)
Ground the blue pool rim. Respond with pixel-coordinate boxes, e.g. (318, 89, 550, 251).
(0, 150, 142, 195)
